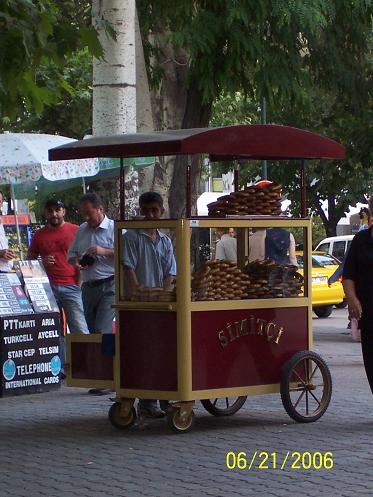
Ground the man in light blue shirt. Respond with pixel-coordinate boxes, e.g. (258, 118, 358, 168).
(68, 193, 115, 336)
(123, 228, 176, 294)
(122, 191, 176, 417)
(123, 192, 176, 294)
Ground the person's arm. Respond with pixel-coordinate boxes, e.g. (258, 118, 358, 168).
(28, 240, 55, 266)
(215, 240, 225, 260)
(67, 230, 81, 266)
(163, 276, 174, 291)
(87, 222, 115, 257)
(123, 267, 140, 293)
(122, 232, 139, 292)
(289, 233, 297, 266)
(0, 248, 14, 261)
(343, 279, 362, 320)
(162, 239, 177, 290)
(328, 261, 344, 286)
(342, 234, 361, 319)
(27, 248, 38, 260)
(27, 232, 39, 260)
(86, 246, 114, 257)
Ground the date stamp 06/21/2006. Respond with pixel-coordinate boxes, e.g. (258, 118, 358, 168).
(226, 451, 334, 471)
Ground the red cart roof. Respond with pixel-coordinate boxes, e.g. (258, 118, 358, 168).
(48, 124, 344, 161)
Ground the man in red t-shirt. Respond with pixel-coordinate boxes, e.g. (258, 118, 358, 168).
(28, 199, 89, 348)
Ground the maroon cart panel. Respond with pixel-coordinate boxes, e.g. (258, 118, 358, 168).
(119, 311, 177, 391)
(192, 307, 308, 390)
(71, 342, 114, 381)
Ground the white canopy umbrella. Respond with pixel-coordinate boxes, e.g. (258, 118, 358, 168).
(0, 133, 99, 258)
(0, 133, 98, 183)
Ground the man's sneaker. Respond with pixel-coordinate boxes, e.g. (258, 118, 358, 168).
(88, 388, 112, 396)
(138, 406, 165, 418)
(159, 400, 173, 413)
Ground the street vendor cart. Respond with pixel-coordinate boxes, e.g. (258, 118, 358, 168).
(49, 125, 344, 433)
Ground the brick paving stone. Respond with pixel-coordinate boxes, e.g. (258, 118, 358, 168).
(1, 310, 373, 497)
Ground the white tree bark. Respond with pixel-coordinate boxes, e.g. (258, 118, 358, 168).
(135, 8, 156, 196)
(92, 0, 136, 135)
(135, 10, 153, 134)
(92, 0, 138, 218)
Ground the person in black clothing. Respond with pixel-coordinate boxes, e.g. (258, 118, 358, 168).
(343, 224, 373, 392)
(265, 228, 298, 266)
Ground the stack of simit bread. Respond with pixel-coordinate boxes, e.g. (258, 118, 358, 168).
(127, 286, 176, 302)
(207, 183, 282, 216)
(191, 260, 250, 301)
(243, 260, 303, 299)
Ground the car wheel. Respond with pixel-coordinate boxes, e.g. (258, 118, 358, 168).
(314, 305, 333, 318)
(335, 300, 347, 309)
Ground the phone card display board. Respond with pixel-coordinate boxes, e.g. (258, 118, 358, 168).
(0, 312, 61, 396)
(17, 260, 59, 313)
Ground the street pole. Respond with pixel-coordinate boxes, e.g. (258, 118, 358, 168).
(10, 184, 23, 260)
(261, 97, 268, 180)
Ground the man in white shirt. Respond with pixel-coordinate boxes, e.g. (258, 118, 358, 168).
(0, 191, 14, 272)
(68, 193, 115, 335)
(215, 228, 237, 263)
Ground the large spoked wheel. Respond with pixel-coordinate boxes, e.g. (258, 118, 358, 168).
(108, 402, 136, 430)
(201, 396, 247, 416)
(313, 305, 333, 318)
(167, 409, 195, 433)
(281, 351, 332, 423)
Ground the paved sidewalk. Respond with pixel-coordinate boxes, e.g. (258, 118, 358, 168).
(0, 309, 372, 497)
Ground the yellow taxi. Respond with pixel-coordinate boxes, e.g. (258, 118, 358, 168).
(296, 251, 344, 318)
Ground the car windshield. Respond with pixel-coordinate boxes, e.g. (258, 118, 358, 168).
(312, 254, 339, 267)
(296, 254, 339, 268)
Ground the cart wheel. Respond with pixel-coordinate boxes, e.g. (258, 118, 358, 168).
(167, 409, 195, 433)
(281, 351, 332, 423)
(201, 396, 247, 416)
(108, 402, 136, 430)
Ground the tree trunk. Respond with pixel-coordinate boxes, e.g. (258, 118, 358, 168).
(168, 82, 212, 218)
(313, 195, 339, 237)
(91, 15, 213, 219)
(92, 0, 138, 219)
(143, 40, 190, 215)
(141, 31, 212, 217)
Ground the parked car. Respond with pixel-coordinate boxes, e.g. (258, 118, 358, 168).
(315, 235, 353, 262)
(296, 252, 345, 318)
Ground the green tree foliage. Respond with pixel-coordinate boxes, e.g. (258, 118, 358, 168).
(0, 0, 103, 119)
(138, 0, 373, 218)
(208, 92, 259, 179)
(269, 81, 373, 235)
(28, 184, 83, 224)
(290, 216, 327, 250)
(211, 86, 373, 236)
(139, 0, 373, 110)
(2, 49, 93, 138)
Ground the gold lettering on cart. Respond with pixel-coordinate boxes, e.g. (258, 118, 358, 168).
(265, 321, 276, 342)
(226, 322, 235, 342)
(218, 317, 285, 348)
(249, 316, 256, 335)
(274, 327, 284, 344)
(218, 330, 229, 348)
(256, 318, 266, 336)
